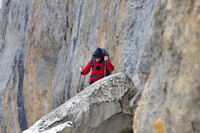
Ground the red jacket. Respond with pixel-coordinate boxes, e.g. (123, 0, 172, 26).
(81, 59, 114, 82)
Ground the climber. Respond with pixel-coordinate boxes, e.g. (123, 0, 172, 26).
(79, 47, 114, 84)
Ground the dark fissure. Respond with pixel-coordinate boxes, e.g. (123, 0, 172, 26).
(17, 49, 28, 131)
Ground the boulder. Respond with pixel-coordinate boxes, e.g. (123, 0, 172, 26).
(23, 72, 140, 133)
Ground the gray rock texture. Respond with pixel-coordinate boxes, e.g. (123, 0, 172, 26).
(0, 0, 30, 132)
(23, 72, 139, 133)
(0, 0, 158, 132)
(0, 0, 200, 132)
(134, 0, 200, 133)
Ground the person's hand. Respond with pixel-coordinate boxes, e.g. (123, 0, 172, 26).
(104, 56, 109, 61)
(79, 66, 83, 72)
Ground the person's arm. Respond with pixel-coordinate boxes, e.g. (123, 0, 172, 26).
(81, 60, 92, 75)
(104, 56, 114, 72)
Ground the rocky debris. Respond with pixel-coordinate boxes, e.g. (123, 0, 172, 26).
(23, 72, 139, 133)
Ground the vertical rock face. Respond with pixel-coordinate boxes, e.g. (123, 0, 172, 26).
(0, 0, 30, 132)
(0, 0, 158, 132)
(134, 0, 200, 133)
(0, 0, 199, 133)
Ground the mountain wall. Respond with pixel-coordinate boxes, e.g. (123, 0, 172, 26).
(0, 0, 200, 133)
(134, 1, 200, 133)
(0, 0, 157, 132)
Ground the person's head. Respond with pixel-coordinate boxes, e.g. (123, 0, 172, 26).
(93, 47, 103, 62)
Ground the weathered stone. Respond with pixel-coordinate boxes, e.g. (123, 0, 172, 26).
(0, 0, 157, 132)
(0, 0, 30, 132)
(134, 0, 200, 133)
(23, 72, 139, 133)
(1, 0, 199, 132)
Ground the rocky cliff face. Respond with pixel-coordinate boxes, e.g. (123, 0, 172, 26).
(0, 0, 157, 132)
(0, 0, 200, 132)
(134, 0, 200, 133)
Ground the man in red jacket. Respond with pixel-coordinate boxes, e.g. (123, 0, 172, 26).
(80, 47, 114, 84)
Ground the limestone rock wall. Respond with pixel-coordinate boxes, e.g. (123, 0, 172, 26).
(0, 0, 31, 132)
(134, 0, 200, 133)
(0, 0, 200, 132)
(0, 0, 158, 132)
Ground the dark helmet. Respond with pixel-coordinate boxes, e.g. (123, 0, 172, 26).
(93, 47, 104, 59)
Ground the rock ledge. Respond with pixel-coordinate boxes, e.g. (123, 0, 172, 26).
(23, 72, 140, 133)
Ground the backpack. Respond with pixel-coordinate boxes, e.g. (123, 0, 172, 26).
(91, 48, 111, 77)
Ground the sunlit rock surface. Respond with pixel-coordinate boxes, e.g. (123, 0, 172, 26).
(0, 0, 157, 132)
(23, 73, 140, 133)
(134, 0, 200, 133)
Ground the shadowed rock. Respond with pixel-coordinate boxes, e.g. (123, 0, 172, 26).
(23, 72, 140, 133)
